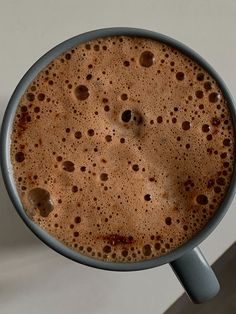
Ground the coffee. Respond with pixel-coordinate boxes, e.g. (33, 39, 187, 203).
(11, 36, 234, 262)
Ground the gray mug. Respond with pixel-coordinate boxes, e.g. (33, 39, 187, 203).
(1, 27, 236, 304)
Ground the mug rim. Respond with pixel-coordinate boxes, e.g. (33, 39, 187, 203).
(1, 27, 236, 271)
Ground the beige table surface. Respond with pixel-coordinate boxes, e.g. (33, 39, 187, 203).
(0, 1, 236, 313)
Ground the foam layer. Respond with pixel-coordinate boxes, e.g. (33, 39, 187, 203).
(11, 36, 235, 262)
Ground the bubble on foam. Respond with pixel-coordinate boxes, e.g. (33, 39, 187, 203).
(74, 216, 81, 224)
(103, 245, 111, 253)
(100, 173, 108, 181)
(207, 179, 215, 188)
(155, 242, 161, 250)
(202, 124, 210, 132)
(94, 44, 100, 51)
(28, 188, 54, 217)
(139, 51, 155, 67)
(204, 81, 212, 91)
(195, 90, 204, 99)
(144, 194, 151, 201)
(157, 116, 163, 123)
(216, 177, 226, 186)
(223, 138, 230, 146)
(132, 164, 139, 171)
(209, 92, 220, 103)
(196, 73, 204, 81)
(74, 85, 89, 100)
(211, 117, 220, 126)
(171, 117, 177, 124)
(75, 131, 82, 139)
(123, 61, 130, 67)
(176, 72, 185, 81)
(196, 194, 208, 205)
(223, 162, 230, 168)
(104, 105, 110, 112)
(62, 161, 75, 172)
(105, 135, 112, 142)
(142, 244, 152, 256)
(214, 186, 221, 193)
(121, 93, 128, 101)
(37, 93, 45, 101)
(65, 53, 71, 60)
(121, 250, 128, 257)
(72, 186, 78, 193)
(26, 93, 35, 101)
(165, 217, 172, 225)
(34, 106, 40, 113)
(182, 121, 190, 130)
(21, 106, 27, 112)
(15, 152, 25, 162)
(87, 129, 94, 136)
(121, 110, 132, 123)
(206, 134, 213, 141)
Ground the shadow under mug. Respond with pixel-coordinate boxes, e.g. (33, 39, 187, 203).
(1, 27, 236, 304)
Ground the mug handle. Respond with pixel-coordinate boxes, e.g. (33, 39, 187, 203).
(170, 247, 220, 303)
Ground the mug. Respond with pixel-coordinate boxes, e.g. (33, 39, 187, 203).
(1, 27, 236, 304)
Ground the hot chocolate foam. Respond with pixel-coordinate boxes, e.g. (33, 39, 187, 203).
(11, 36, 235, 262)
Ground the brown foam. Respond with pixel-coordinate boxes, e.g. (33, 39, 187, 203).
(11, 36, 235, 262)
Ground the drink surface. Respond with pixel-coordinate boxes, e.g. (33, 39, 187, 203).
(11, 36, 234, 262)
